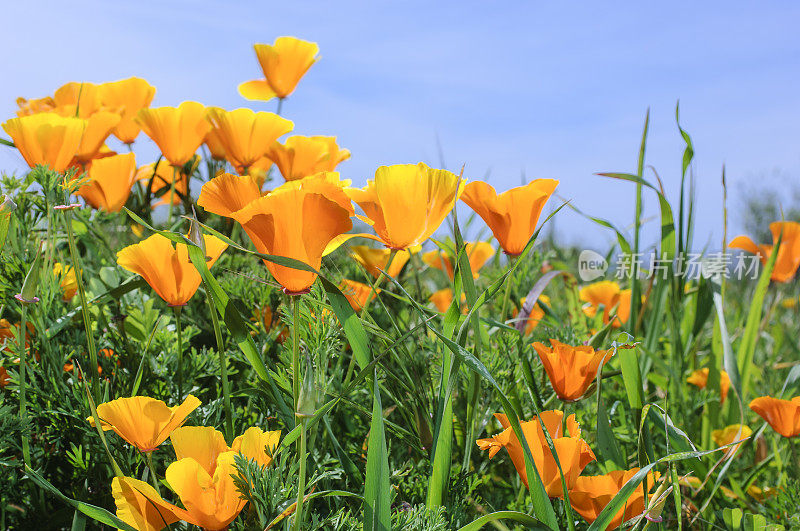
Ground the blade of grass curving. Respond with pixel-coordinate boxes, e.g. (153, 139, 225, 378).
(456, 511, 549, 531)
(563, 201, 632, 255)
(595, 354, 625, 469)
(363, 370, 391, 531)
(514, 270, 566, 333)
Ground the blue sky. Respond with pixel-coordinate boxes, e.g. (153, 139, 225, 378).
(2, 1, 798, 252)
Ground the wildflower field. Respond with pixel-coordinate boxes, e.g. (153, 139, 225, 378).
(1, 35, 799, 531)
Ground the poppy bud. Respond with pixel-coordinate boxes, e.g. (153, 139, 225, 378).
(16, 246, 42, 304)
(295, 355, 316, 418)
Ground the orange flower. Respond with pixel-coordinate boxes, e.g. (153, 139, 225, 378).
(88, 395, 200, 452)
(256, 305, 290, 343)
(205, 107, 293, 174)
(513, 295, 551, 334)
(197, 172, 263, 218)
(347, 163, 464, 250)
(0, 319, 34, 353)
(136, 101, 211, 167)
(204, 129, 228, 160)
(98, 77, 156, 144)
(749, 396, 800, 438)
(711, 424, 752, 457)
(239, 37, 320, 100)
(351, 245, 410, 279)
(271, 171, 354, 215)
(579, 280, 631, 328)
(135, 159, 192, 207)
(340, 279, 379, 312)
(53, 262, 78, 301)
(171, 425, 281, 473)
(76, 152, 138, 212)
(0, 366, 9, 388)
(476, 410, 595, 497)
(72, 111, 121, 165)
(2, 113, 86, 172)
(53, 82, 103, 118)
(533, 339, 613, 402)
(429, 288, 467, 313)
(569, 468, 659, 529)
(233, 189, 352, 293)
(686, 368, 731, 404)
(422, 241, 495, 281)
(265, 135, 350, 181)
(461, 179, 558, 256)
(16, 96, 56, 116)
(729, 222, 800, 282)
(117, 233, 227, 306)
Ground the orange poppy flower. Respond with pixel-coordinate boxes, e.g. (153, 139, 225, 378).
(461, 179, 558, 256)
(53, 82, 103, 118)
(347, 163, 464, 250)
(271, 171, 354, 215)
(116, 233, 227, 306)
(2, 113, 86, 172)
(476, 410, 595, 497)
(76, 152, 138, 212)
(340, 279, 379, 312)
(53, 262, 78, 301)
(88, 394, 200, 452)
(256, 305, 290, 343)
(205, 107, 293, 174)
(239, 37, 320, 100)
(233, 189, 352, 293)
(569, 468, 660, 529)
(265, 135, 350, 181)
(729, 222, 800, 283)
(686, 368, 731, 404)
(422, 241, 495, 281)
(15, 96, 56, 116)
(72, 110, 121, 165)
(136, 101, 210, 167)
(429, 288, 467, 313)
(98, 77, 156, 144)
(579, 280, 631, 328)
(204, 129, 228, 160)
(533, 339, 613, 402)
(135, 159, 193, 207)
(749, 396, 800, 438)
(711, 424, 752, 457)
(197, 172, 263, 218)
(0, 319, 34, 354)
(351, 245, 410, 279)
(513, 295, 551, 334)
(0, 366, 9, 388)
(171, 425, 281, 473)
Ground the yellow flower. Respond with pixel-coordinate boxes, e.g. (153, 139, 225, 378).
(88, 395, 200, 452)
(351, 245, 410, 279)
(711, 424, 752, 457)
(205, 107, 293, 174)
(53, 82, 103, 118)
(422, 241, 495, 281)
(347, 162, 464, 250)
(266, 135, 350, 181)
(239, 37, 320, 100)
(99, 77, 156, 144)
(1, 113, 86, 172)
(71, 110, 121, 165)
(76, 152, 138, 212)
(136, 101, 210, 167)
(53, 262, 78, 301)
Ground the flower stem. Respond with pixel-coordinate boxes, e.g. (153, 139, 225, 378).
(167, 165, 177, 224)
(174, 306, 184, 399)
(294, 417, 308, 531)
(292, 295, 300, 423)
(206, 289, 233, 441)
(499, 255, 517, 323)
(144, 451, 161, 495)
(17, 304, 31, 467)
(61, 206, 100, 401)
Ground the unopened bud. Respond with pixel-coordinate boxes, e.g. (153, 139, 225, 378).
(296, 355, 317, 418)
(644, 480, 671, 523)
(0, 195, 16, 214)
(16, 246, 43, 304)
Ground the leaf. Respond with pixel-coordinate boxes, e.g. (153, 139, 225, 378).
(363, 372, 391, 531)
(456, 511, 549, 531)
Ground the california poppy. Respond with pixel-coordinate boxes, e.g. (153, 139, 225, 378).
(88, 394, 200, 453)
(99, 77, 156, 144)
(579, 280, 631, 328)
(16, 96, 56, 116)
(0, 366, 9, 388)
(72, 111, 121, 165)
(116, 233, 227, 306)
(205, 107, 293, 174)
(340, 279, 379, 312)
(135, 160, 192, 207)
(239, 37, 320, 100)
(513, 295, 551, 334)
(76, 152, 138, 212)
(711, 424, 752, 457)
(347, 163, 464, 250)
(729, 222, 800, 283)
(461, 179, 558, 256)
(197, 172, 262, 218)
(422, 241, 495, 281)
(429, 288, 467, 313)
(136, 101, 210, 167)
(749, 396, 800, 438)
(171, 425, 281, 474)
(351, 245, 410, 279)
(533, 339, 613, 402)
(204, 129, 228, 161)
(686, 368, 731, 404)
(265, 135, 350, 181)
(234, 189, 353, 293)
(53, 262, 78, 301)
(271, 171, 354, 215)
(569, 468, 660, 529)
(53, 82, 103, 118)
(2, 113, 86, 172)
(476, 410, 595, 497)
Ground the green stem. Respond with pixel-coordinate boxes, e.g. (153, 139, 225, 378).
(294, 417, 307, 531)
(291, 296, 301, 424)
(276, 98, 284, 116)
(174, 306, 184, 399)
(207, 289, 233, 440)
(499, 255, 517, 323)
(167, 165, 177, 224)
(18, 304, 31, 467)
(144, 452, 161, 495)
(61, 207, 99, 400)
